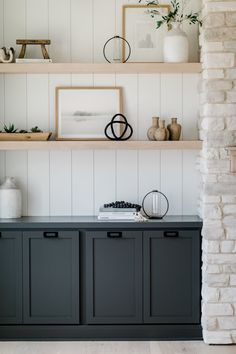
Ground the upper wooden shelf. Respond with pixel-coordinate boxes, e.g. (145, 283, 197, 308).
(0, 63, 202, 74)
(0, 140, 202, 151)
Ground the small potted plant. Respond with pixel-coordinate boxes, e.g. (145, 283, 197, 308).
(139, 0, 202, 62)
(0, 123, 51, 141)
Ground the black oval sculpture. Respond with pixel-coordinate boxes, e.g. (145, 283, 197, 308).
(105, 114, 133, 141)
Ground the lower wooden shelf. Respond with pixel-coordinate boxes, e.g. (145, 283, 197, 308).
(0, 140, 202, 151)
(0, 62, 202, 74)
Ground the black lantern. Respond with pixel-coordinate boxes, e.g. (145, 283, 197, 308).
(103, 35, 131, 63)
(142, 190, 169, 220)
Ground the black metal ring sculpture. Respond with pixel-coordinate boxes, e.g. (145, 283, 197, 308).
(105, 114, 133, 141)
(142, 190, 169, 220)
(103, 35, 131, 63)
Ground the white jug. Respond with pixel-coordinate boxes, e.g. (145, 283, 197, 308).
(0, 177, 22, 218)
(164, 23, 189, 63)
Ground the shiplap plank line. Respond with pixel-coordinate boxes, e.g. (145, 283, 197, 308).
(27, 74, 49, 131)
(71, 74, 95, 216)
(71, 74, 93, 86)
(0, 0, 3, 47)
(4, 0, 25, 57)
(138, 150, 161, 207)
(161, 74, 183, 135)
(0, 152, 5, 183)
(26, 0, 49, 59)
(50, 150, 72, 216)
(116, 150, 138, 204)
(72, 150, 94, 216)
(183, 74, 200, 140)
(161, 150, 183, 215)
(138, 74, 161, 140)
(93, 74, 116, 86)
(49, 0, 71, 62)
(71, 0, 93, 63)
(183, 0, 201, 63)
(28, 151, 50, 216)
(0, 74, 4, 125)
(4, 74, 28, 216)
(183, 150, 200, 215)
(94, 150, 116, 215)
(0, 74, 5, 179)
(49, 74, 71, 134)
(4, 75, 27, 129)
(116, 74, 138, 140)
(93, 0, 116, 63)
(5, 151, 28, 215)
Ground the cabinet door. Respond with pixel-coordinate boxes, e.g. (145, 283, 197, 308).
(144, 229, 200, 324)
(86, 231, 142, 324)
(0, 231, 22, 324)
(23, 231, 79, 324)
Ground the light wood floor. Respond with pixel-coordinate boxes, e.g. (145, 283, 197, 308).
(0, 341, 235, 354)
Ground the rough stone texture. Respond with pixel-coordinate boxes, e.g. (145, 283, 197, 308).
(206, 13, 225, 28)
(202, 53, 235, 68)
(203, 303, 233, 316)
(226, 12, 236, 26)
(201, 0, 236, 345)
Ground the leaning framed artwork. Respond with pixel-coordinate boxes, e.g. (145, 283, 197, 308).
(56, 87, 123, 140)
(122, 4, 170, 62)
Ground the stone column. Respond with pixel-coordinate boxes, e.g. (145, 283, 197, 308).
(200, 0, 236, 345)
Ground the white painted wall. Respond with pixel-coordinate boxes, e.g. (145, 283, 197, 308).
(0, 0, 201, 216)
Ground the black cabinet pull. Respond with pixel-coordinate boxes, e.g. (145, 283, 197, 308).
(43, 231, 59, 238)
(107, 231, 122, 238)
(164, 231, 179, 238)
(0, 232, 1, 238)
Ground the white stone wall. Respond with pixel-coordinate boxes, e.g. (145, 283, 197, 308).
(200, 0, 236, 345)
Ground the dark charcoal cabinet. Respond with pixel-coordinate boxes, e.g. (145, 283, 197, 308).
(144, 230, 200, 324)
(86, 231, 142, 324)
(0, 232, 22, 324)
(23, 231, 79, 324)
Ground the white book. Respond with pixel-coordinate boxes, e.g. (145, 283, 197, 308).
(16, 59, 52, 63)
(98, 215, 137, 220)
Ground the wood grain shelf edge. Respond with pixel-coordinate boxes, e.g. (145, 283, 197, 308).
(0, 63, 202, 74)
(0, 140, 203, 151)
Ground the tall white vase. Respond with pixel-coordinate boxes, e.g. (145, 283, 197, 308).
(0, 177, 22, 219)
(163, 22, 189, 63)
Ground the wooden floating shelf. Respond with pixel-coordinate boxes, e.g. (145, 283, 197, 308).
(0, 140, 203, 151)
(0, 63, 202, 74)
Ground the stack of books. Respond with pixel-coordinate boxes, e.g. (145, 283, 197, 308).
(98, 207, 139, 221)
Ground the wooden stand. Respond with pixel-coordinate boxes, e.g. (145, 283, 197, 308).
(16, 39, 51, 59)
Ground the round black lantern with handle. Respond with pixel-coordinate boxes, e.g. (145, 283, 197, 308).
(103, 35, 131, 63)
(142, 190, 169, 220)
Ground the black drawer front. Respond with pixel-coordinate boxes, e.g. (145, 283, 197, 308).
(144, 229, 201, 324)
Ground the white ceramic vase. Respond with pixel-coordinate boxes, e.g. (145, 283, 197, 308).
(163, 22, 189, 63)
(0, 177, 22, 219)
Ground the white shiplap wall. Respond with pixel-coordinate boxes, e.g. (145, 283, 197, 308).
(0, 0, 201, 216)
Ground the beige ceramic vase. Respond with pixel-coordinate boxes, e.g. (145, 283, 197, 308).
(167, 118, 182, 141)
(147, 117, 159, 141)
(154, 120, 167, 141)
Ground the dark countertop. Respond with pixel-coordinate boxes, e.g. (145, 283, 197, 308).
(0, 215, 202, 230)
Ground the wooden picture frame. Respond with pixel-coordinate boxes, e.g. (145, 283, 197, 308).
(56, 87, 123, 141)
(122, 4, 170, 63)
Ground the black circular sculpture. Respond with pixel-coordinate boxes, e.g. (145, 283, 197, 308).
(142, 190, 169, 220)
(105, 114, 133, 141)
(103, 35, 131, 63)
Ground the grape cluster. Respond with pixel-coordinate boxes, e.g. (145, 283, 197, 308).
(104, 201, 141, 211)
